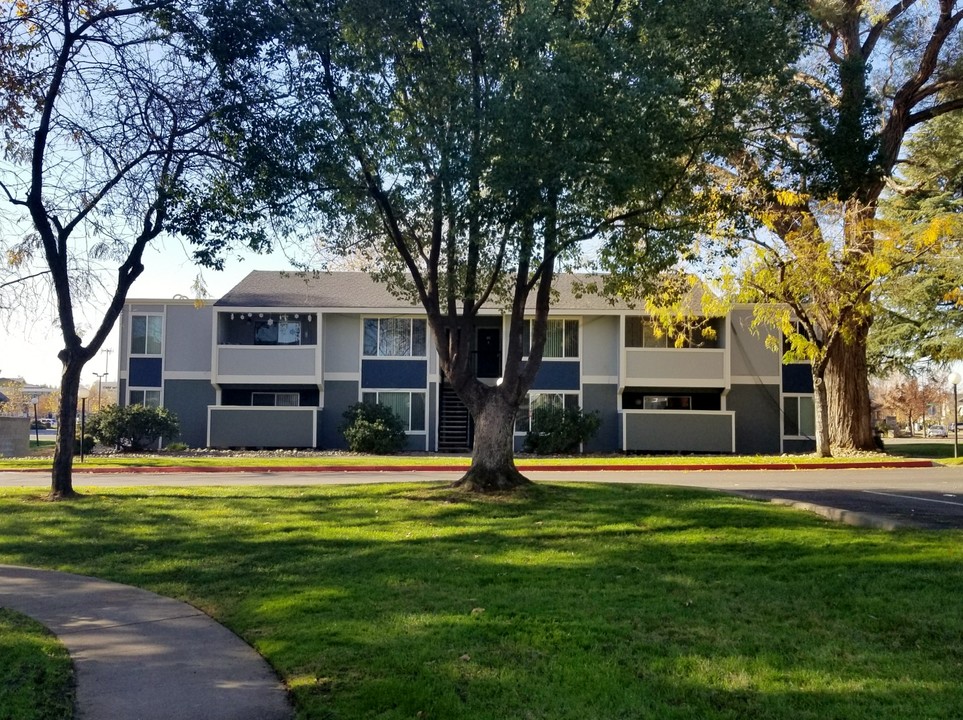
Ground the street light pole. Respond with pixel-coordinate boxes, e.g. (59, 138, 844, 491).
(950, 372, 961, 460)
(78, 388, 90, 463)
(92, 372, 108, 412)
(31, 396, 39, 447)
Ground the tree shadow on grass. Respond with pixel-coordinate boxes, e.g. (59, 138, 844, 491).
(2, 484, 963, 718)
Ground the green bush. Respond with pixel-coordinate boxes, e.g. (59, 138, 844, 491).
(341, 402, 408, 454)
(87, 404, 180, 452)
(523, 404, 601, 455)
(73, 434, 95, 455)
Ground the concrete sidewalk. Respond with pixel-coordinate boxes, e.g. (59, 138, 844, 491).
(0, 564, 293, 720)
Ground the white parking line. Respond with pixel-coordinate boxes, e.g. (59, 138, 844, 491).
(862, 490, 963, 508)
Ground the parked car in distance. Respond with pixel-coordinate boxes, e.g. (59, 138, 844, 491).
(927, 424, 948, 438)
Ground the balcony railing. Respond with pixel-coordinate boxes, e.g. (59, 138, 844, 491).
(208, 406, 318, 448)
(622, 348, 726, 388)
(622, 410, 734, 453)
(214, 345, 320, 385)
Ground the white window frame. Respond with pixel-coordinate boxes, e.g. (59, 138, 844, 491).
(128, 388, 162, 408)
(624, 317, 719, 349)
(130, 313, 164, 356)
(361, 390, 427, 433)
(362, 317, 428, 358)
(783, 394, 816, 438)
(522, 318, 580, 359)
(251, 392, 300, 407)
(515, 391, 580, 434)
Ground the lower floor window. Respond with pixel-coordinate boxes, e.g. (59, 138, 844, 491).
(362, 391, 426, 432)
(252, 392, 300, 407)
(515, 392, 579, 433)
(784, 395, 815, 437)
(129, 389, 160, 408)
(643, 395, 691, 410)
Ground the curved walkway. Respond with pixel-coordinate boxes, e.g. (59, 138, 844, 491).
(0, 564, 293, 720)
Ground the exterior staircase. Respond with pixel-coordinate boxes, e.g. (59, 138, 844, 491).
(438, 384, 471, 452)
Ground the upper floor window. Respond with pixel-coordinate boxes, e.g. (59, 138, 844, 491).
(522, 319, 579, 358)
(255, 320, 301, 345)
(131, 315, 163, 355)
(625, 317, 718, 349)
(363, 318, 427, 357)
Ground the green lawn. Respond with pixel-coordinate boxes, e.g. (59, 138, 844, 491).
(1, 483, 962, 719)
(0, 608, 73, 720)
(0, 450, 934, 471)
(883, 441, 963, 462)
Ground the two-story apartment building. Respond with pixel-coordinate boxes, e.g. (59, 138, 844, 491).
(118, 271, 816, 454)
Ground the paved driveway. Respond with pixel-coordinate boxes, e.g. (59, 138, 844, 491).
(3, 465, 963, 529)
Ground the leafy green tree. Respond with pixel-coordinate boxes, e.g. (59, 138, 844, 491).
(88, 404, 180, 452)
(717, 1, 963, 453)
(872, 113, 963, 373)
(0, 1, 230, 498)
(187, 0, 806, 490)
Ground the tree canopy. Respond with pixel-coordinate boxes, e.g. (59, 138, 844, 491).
(186, 0, 808, 489)
(0, 0, 229, 497)
(715, 0, 963, 453)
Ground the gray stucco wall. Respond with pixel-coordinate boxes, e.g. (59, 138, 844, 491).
(729, 308, 781, 378)
(164, 305, 214, 373)
(727, 383, 781, 455)
(320, 380, 359, 449)
(582, 316, 619, 378)
(582, 383, 619, 452)
(164, 380, 216, 448)
(323, 314, 361, 375)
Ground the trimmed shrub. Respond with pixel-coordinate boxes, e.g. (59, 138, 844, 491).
(341, 402, 408, 454)
(524, 404, 601, 455)
(87, 404, 180, 452)
(74, 434, 95, 455)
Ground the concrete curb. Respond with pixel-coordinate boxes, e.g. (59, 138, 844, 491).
(10, 459, 936, 474)
(0, 565, 294, 720)
(732, 492, 924, 531)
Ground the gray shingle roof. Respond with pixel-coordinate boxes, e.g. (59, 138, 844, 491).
(214, 270, 712, 313)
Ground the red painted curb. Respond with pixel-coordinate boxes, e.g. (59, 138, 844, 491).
(30, 459, 937, 474)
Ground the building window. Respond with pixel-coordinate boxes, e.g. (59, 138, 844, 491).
(131, 315, 163, 355)
(643, 395, 692, 410)
(129, 389, 161, 407)
(784, 395, 815, 437)
(522, 319, 579, 358)
(363, 318, 427, 357)
(515, 391, 579, 433)
(255, 320, 301, 345)
(252, 392, 300, 407)
(625, 317, 718, 349)
(362, 391, 426, 432)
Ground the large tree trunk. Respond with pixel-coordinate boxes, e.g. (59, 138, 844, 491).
(49, 358, 84, 500)
(824, 321, 876, 451)
(812, 372, 831, 458)
(452, 391, 531, 493)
